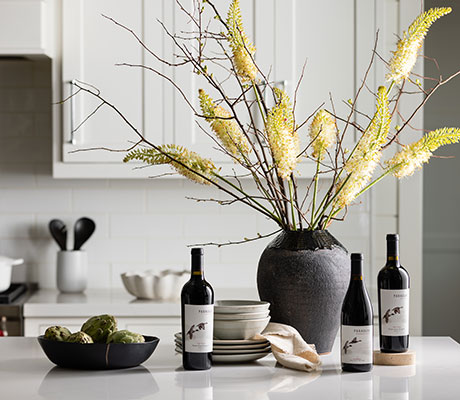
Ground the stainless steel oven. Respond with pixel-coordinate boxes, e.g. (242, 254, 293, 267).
(0, 284, 33, 336)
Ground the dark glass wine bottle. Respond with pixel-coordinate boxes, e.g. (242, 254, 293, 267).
(378, 234, 410, 353)
(341, 253, 373, 372)
(181, 248, 214, 370)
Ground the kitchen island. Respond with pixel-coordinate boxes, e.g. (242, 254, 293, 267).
(0, 336, 459, 399)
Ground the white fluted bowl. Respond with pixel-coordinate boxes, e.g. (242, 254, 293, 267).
(121, 269, 188, 300)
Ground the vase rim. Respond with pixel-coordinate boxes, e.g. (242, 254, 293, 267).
(267, 229, 346, 252)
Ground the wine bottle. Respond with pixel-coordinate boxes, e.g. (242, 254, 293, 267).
(378, 234, 410, 353)
(341, 253, 373, 372)
(181, 247, 214, 370)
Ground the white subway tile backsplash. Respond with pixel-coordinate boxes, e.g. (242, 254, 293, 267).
(84, 238, 146, 264)
(146, 237, 191, 264)
(374, 177, 398, 216)
(147, 181, 219, 215)
(35, 113, 52, 137)
(207, 263, 257, 288)
(0, 164, 37, 188)
(72, 189, 145, 213)
(184, 214, 258, 238)
(0, 238, 55, 281)
(0, 214, 36, 238)
(219, 238, 268, 265)
(0, 112, 35, 137)
(328, 211, 371, 239)
(35, 164, 109, 189)
(0, 189, 72, 213)
(0, 58, 398, 290)
(0, 60, 34, 88)
(0, 136, 51, 163)
(86, 263, 112, 289)
(32, 263, 57, 289)
(32, 59, 52, 88)
(0, 88, 40, 112)
(110, 214, 184, 238)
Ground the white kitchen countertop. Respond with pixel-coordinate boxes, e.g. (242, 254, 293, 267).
(23, 288, 259, 317)
(0, 336, 459, 399)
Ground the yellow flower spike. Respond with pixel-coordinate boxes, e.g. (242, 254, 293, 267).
(265, 88, 299, 179)
(335, 86, 391, 208)
(309, 109, 337, 160)
(198, 89, 251, 159)
(123, 144, 217, 185)
(226, 0, 257, 82)
(387, 7, 451, 84)
(387, 127, 460, 178)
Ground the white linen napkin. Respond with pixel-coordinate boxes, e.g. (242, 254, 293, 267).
(254, 322, 321, 372)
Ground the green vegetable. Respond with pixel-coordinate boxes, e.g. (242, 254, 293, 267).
(44, 326, 71, 342)
(66, 331, 94, 344)
(81, 314, 117, 343)
(107, 330, 145, 344)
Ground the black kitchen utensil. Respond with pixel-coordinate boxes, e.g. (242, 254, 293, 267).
(74, 217, 96, 250)
(49, 219, 67, 250)
(37, 335, 160, 369)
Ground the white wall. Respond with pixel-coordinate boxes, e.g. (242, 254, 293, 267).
(0, 58, 397, 294)
(423, 0, 460, 341)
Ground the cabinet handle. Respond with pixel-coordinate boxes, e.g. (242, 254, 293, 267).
(262, 80, 288, 103)
(0, 316, 7, 337)
(69, 79, 77, 145)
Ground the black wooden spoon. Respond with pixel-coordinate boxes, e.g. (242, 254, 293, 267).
(48, 219, 67, 250)
(74, 217, 96, 250)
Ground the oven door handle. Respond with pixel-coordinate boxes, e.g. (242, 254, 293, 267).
(0, 315, 8, 336)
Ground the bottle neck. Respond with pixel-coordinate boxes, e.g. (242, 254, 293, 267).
(386, 239, 400, 267)
(191, 252, 205, 280)
(350, 261, 364, 284)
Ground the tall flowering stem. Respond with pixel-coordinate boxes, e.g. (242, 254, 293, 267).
(265, 88, 300, 180)
(226, 0, 257, 82)
(387, 7, 451, 85)
(387, 128, 460, 178)
(198, 89, 251, 160)
(309, 109, 337, 160)
(333, 86, 390, 210)
(309, 109, 337, 225)
(123, 145, 218, 185)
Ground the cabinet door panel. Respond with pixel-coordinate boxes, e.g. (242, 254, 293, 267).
(62, 0, 143, 162)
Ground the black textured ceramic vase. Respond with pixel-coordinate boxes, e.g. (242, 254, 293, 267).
(257, 229, 350, 354)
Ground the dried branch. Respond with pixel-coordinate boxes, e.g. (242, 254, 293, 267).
(188, 229, 282, 247)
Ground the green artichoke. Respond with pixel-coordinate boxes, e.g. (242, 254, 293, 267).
(66, 331, 94, 344)
(81, 314, 117, 343)
(44, 326, 71, 342)
(107, 330, 145, 344)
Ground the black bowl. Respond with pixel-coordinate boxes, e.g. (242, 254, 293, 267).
(37, 335, 160, 370)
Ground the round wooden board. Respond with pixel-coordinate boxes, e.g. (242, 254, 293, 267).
(373, 350, 416, 366)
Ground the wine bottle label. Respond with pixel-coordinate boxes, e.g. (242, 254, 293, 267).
(184, 304, 214, 353)
(380, 289, 409, 336)
(341, 325, 373, 364)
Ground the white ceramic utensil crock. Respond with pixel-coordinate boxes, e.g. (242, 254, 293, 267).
(56, 250, 88, 293)
(0, 256, 24, 292)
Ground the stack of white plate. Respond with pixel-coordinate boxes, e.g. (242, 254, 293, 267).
(175, 300, 272, 363)
(174, 332, 271, 363)
(214, 300, 271, 340)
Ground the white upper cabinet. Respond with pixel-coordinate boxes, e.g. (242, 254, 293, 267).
(61, 0, 144, 162)
(0, 0, 55, 57)
(53, 0, 378, 178)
